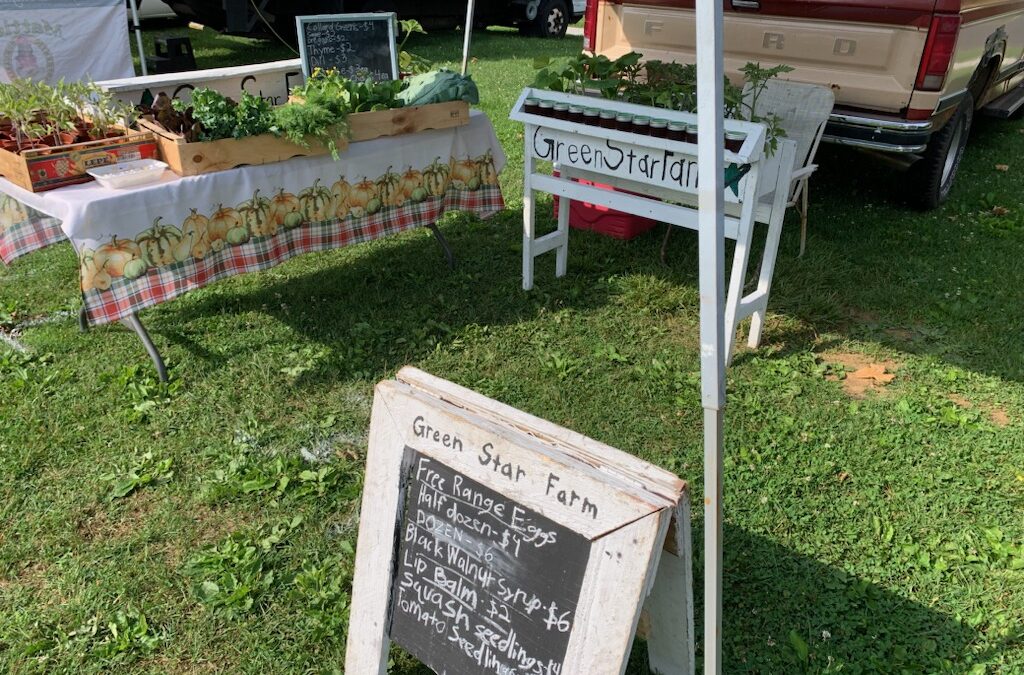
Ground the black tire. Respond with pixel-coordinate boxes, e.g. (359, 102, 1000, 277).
(531, 0, 570, 38)
(910, 92, 973, 209)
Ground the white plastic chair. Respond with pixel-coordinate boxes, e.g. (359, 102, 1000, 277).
(747, 79, 835, 256)
(660, 80, 834, 260)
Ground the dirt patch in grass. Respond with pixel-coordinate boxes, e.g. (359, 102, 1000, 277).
(0, 561, 48, 592)
(884, 327, 918, 341)
(822, 351, 901, 398)
(947, 394, 1012, 427)
(848, 308, 881, 325)
(154, 502, 244, 570)
(76, 491, 160, 542)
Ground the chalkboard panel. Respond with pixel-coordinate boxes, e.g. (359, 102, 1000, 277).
(390, 448, 592, 675)
(296, 13, 398, 81)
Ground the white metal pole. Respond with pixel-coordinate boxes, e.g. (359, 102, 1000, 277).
(129, 0, 148, 76)
(461, 0, 477, 76)
(695, 0, 726, 672)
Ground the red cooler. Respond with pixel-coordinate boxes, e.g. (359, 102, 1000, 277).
(552, 174, 657, 240)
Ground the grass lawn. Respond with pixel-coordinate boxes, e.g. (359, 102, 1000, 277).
(2, 25, 1023, 674)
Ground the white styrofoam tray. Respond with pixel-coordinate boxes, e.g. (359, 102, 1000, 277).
(86, 159, 168, 189)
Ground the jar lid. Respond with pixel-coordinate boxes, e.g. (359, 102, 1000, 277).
(553, 103, 570, 111)
(615, 113, 633, 121)
(668, 121, 688, 131)
(649, 119, 668, 128)
(599, 110, 616, 119)
(568, 105, 585, 113)
(725, 130, 747, 139)
(538, 100, 554, 108)
(632, 116, 651, 124)
(525, 97, 540, 104)
(582, 107, 600, 116)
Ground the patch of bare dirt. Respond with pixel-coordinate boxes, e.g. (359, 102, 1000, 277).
(990, 409, 1011, 427)
(884, 327, 918, 341)
(948, 394, 1012, 428)
(848, 308, 881, 325)
(822, 351, 901, 398)
(76, 490, 160, 542)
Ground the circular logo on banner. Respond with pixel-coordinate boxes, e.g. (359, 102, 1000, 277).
(3, 35, 55, 82)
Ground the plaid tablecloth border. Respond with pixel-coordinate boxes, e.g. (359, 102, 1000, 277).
(81, 185, 504, 326)
(0, 205, 67, 265)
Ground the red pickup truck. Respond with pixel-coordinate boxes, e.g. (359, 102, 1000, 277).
(584, 0, 1024, 207)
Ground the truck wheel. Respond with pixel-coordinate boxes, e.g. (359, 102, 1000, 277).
(910, 92, 973, 209)
(529, 0, 570, 38)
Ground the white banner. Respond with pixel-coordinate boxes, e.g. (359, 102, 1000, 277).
(99, 59, 304, 108)
(0, 0, 134, 84)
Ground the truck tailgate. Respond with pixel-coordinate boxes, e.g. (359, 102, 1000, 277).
(597, 0, 937, 113)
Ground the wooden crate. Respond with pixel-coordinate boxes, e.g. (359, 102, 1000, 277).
(348, 101, 470, 142)
(0, 131, 158, 193)
(137, 118, 348, 177)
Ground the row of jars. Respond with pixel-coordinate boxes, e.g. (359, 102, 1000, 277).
(524, 97, 747, 151)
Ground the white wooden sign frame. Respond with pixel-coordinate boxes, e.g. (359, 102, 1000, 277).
(510, 88, 797, 360)
(345, 367, 694, 674)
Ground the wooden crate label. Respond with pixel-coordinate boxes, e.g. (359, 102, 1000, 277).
(389, 449, 589, 675)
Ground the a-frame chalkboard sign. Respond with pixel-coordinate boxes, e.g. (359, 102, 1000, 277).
(345, 367, 695, 674)
(296, 13, 399, 81)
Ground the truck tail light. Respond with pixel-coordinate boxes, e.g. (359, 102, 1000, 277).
(583, 0, 599, 52)
(915, 15, 960, 91)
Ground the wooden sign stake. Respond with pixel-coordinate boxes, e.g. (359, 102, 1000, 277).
(345, 368, 695, 674)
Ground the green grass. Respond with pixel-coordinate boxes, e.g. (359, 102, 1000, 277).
(2, 27, 1023, 673)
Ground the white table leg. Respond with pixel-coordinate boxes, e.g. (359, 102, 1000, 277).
(555, 172, 570, 278)
(522, 150, 536, 291)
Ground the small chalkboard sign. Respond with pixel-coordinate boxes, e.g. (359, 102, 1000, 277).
(346, 368, 697, 675)
(391, 449, 591, 674)
(295, 13, 399, 81)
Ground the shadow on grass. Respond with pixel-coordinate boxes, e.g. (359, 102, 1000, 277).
(386, 525, 981, 673)
(727, 114, 1024, 381)
(153, 205, 620, 383)
(703, 526, 982, 672)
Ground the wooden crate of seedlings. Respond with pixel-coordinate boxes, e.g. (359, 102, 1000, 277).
(137, 117, 348, 177)
(0, 79, 159, 192)
(0, 129, 158, 193)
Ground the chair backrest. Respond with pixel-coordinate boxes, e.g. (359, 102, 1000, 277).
(743, 80, 834, 200)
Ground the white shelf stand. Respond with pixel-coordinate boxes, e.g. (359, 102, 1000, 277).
(511, 88, 797, 360)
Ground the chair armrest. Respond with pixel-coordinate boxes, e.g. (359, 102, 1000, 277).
(790, 164, 817, 181)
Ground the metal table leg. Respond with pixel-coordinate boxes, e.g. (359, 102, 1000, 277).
(426, 222, 456, 270)
(119, 312, 168, 383)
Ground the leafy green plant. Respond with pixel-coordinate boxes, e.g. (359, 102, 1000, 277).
(0, 349, 60, 392)
(20, 608, 161, 664)
(397, 19, 431, 76)
(532, 52, 792, 154)
(186, 517, 303, 617)
(101, 451, 174, 501)
(188, 88, 241, 141)
(290, 552, 354, 640)
(89, 609, 162, 661)
(233, 90, 274, 139)
(532, 52, 641, 98)
(101, 363, 179, 422)
(271, 100, 348, 160)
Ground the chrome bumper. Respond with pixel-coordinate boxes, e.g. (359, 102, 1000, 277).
(822, 113, 933, 154)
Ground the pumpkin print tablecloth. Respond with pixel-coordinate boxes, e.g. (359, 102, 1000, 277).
(0, 111, 505, 326)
